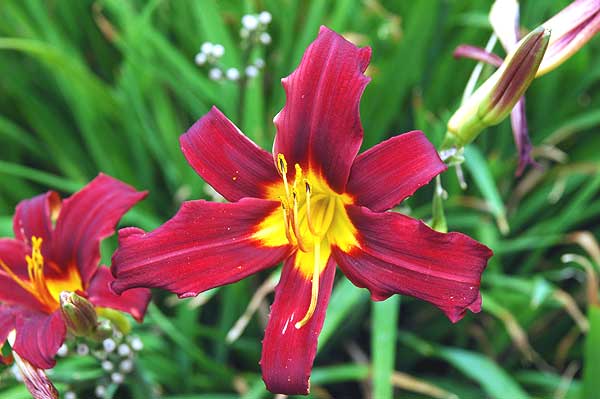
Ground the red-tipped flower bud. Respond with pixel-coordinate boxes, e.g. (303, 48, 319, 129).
(442, 26, 551, 150)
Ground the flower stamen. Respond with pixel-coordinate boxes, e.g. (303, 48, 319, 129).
(0, 236, 57, 311)
(305, 180, 318, 237)
(291, 191, 310, 252)
(279, 200, 295, 246)
(295, 239, 320, 329)
(277, 153, 290, 201)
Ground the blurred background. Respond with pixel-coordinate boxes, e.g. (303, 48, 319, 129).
(0, 0, 599, 398)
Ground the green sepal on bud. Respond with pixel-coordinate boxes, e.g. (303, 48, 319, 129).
(442, 26, 551, 152)
(59, 291, 98, 337)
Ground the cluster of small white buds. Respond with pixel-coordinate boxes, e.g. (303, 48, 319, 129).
(91, 336, 143, 398)
(196, 11, 271, 82)
(194, 42, 225, 67)
(240, 11, 272, 41)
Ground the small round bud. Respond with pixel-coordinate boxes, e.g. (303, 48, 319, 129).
(76, 343, 89, 356)
(258, 11, 272, 25)
(101, 360, 114, 372)
(117, 343, 131, 357)
(212, 44, 225, 58)
(200, 42, 213, 54)
(130, 337, 144, 351)
(65, 391, 76, 399)
(226, 68, 240, 81)
(241, 15, 259, 31)
(194, 52, 207, 66)
(111, 372, 124, 384)
(57, 344, 68, 357)
(95, 385, 106, 398)
(119, 359, 134, 373)
(102, 338, 116, 353)
(259, 32, 271, 45)
(245, 65, 259, 78)
(240, 28, 250, 39)
(254, 58, 265, 69)
(209, 68, 223, 80)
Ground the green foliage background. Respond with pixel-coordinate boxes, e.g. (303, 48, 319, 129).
(1, 0, 599, 398)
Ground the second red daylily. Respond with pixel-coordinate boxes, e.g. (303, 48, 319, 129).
(0, 174, 150, 370)
(111, 27, 492, 395)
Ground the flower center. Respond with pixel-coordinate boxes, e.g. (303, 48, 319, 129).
(272, 154, 357, 329)
(0, 236, 82, 313)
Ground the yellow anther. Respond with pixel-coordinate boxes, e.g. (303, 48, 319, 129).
(277, 154, 291, 203)
(277, 153, 288, 175)
(295, 240, 321, 329)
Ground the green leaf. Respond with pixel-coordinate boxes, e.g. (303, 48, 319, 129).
(582, 305, 600, 399)
(372, 296, 400, 399)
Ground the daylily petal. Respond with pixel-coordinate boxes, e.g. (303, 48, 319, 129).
(0, 239, 45, 311)
(13, 310, 66, 369)
(334, 206, 492, 323)
(87, 267, 151, 322)
(272, 26, 371, 193)
(347, 131, 446, 212)
(13, 192, 60, 254)
(453, 44, 504, 67)
(260, 256, 336, 395)
(489, 0, 520, 51)
(511, 97, 536, 176)
(52, 174, 146, 285)
(111, 198, 291, 297)
(0, 306, 16, 364)
(539, 0, 600, 76)
(180, 107, 281, 202)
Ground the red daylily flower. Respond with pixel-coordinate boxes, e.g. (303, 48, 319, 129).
(0, 174, 150, 370)
(111, 27, 492, 395)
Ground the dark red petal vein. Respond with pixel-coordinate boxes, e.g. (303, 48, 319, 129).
(87, 267, 151, 322)
(181, 107, 280, 202)
(335, 206, 492, 323)
(347, 131, 446, 212)
(13, 310, 66, 369)
(261, 256, 336, 395)
(111, 198, 291, 297)
(273, 26, 371, 193)
(51, 174, 146, 285)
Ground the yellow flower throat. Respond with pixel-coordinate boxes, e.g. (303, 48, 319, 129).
(253, 154, 359, 329)
(0, 236, 82, 313)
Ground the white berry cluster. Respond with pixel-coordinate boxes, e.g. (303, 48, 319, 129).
(53, 331, 144, 398)
(194, 11, 272, 82)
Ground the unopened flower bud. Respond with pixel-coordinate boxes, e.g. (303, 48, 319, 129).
(443, 26, 550, 150)
(258, 11, 272, 25)
(537, 0, 600, 76)
(60, 291, 98, 337)
(103, 338, 116, 353)
(111, 372, 124, 384)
